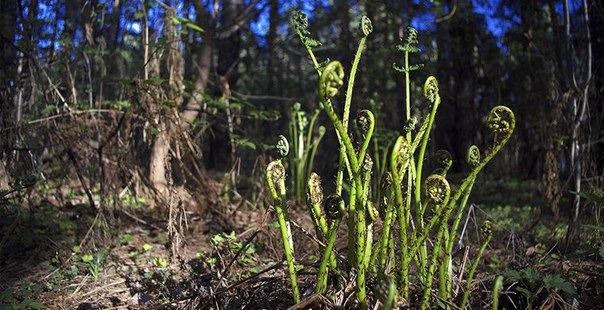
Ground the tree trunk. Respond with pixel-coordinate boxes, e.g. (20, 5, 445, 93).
(149, 2, 214, 198)
(564, 0, 592, 248)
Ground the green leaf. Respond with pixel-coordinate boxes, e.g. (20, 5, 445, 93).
(161, 99, 177, 108)
(211, 233, 226, 245)
(142, 243, 153, 251)
(82, 254, 94, 263)
(543, 274, 575, 294)
(41, 104, 59, 115)
(134, 11, 145, 19)
(516, 287, 533, 300)
(582, 224, 604, 232)
(185, 22, 204, 33)
(145, 77, 164, 85)
(122, 234, 134, 243)
(153, 257, 169, 267)
(570, 190, 604, 203)
(234, 138, 256, 150)
(409, 64, 425, 71)
(96, 249, 107, 262)
(522, 268, 540, 286)
(241, 256, 255, 264)
(20, 299, 44, 309)
(501, 269, 522, 281)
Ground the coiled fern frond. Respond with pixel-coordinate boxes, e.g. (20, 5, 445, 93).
(466, 145, 481, 168)
(292, 10, 321, 49)
(424, 174, 451, 206)
(319, 61, 345, 103)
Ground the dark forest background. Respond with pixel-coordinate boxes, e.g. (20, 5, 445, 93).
(2, 0, 602, 241)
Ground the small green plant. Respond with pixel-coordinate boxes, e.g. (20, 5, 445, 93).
(263, 12, 516, 309)
(153, 257, 169, 267)
(82, 249, 107, 281)
(501, 268, 576, 309)
(142, 243, 153, 252)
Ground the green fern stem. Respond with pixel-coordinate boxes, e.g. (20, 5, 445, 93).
(362, 215, 375, 272)
(357, 156, 373, 268)
(377, 275, 398, 310)
(336, 18, 371, 196)
(420, 225, 445, 310)
(460, 221, 493, 310)
(492, 276, 504, 310)
(401, 174, 451, 300)
(372, 173, 394, 275)
(391, 137, 410, 290)
(415, 77, 442, 280)
(305, 109, 323, 180)
(306, 126, 325, 181)
(319, 60, 371, 310)
(266, 160, 300, 303)
(316, 195, 345, 295)
(295, 111, 305, 204)
(440, 175, 476, 300)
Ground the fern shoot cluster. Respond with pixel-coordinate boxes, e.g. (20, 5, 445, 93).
(264, 11, 516, 309)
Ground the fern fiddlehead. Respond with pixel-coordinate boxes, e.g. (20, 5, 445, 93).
(319, 60, 345, 104)
(307, 172, 327, 241)
(447, 106, 515, 211)
(435, 149, 453, 176)
(466, 145, 481, 168)
(424, 174, 451, 206)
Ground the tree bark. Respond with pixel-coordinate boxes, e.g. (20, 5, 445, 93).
(149, 1, 214, 198)
(565, 0, 592, 248)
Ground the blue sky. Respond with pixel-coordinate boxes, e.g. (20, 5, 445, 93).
(27, 0, 576, 52)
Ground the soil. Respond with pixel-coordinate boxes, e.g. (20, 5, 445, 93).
(1, 179, 603, 309)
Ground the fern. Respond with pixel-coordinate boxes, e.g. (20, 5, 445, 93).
(543, 274, 576, 294)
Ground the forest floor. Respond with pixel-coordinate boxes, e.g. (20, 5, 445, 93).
(1, 176, 603, 309)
